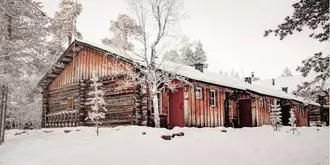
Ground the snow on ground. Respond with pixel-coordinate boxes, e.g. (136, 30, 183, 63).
(0, 126, 328, 165)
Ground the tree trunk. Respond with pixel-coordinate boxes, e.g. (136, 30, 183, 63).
(150, 82, 160, 128)
(96, 120, 99, 136)
(0, 86, 3, 145)
(133, 84, 143, 125)
(0, 85, 8, 144)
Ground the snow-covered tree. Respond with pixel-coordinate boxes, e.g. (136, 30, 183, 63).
(182, 40, 208, 68)
(270, 99, 282, 131)
(162, 37, 208, 68)
(47, 0, 82, 63)
(230, 69, 240, 79)
(163, 49, 181, 63)
(86, 70, 107, 136)
(0, 0, 49, 144)
(102, 14, 137, 51)
(281, 67, 292, 77)
(289, 107, 297, 134)
(264, 0, 329, 98)
(103, 0, 188, 127)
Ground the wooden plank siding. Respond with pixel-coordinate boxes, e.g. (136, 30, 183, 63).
(248, 93, 274, 127)
(171, 82, 234, 127)
(49, 47, 130, 90)
(293, 104, 308, 126)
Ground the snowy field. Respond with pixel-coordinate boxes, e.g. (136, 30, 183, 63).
(0, 126, 328, 165)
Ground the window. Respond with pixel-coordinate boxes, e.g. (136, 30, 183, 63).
(196, 87, 203, 100)
(157, 93, 162, 114)
(210, 90, 216, 107)
(251, 97, 256, 107)
(259, 97, 264, 107)
(67, 97, 73, 109)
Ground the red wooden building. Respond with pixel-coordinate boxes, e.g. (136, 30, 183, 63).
(38, 40, 314, 128)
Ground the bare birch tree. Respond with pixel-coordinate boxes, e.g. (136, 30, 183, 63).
(103, 0, 188, 127)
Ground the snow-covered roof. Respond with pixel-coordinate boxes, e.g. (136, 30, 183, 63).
(78, 40, 320, 104)
(254, 74, 330, 94)
(39, 39, 318, 105)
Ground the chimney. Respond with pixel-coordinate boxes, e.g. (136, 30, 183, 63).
(282, 87, 288, 93)
(244, 77, 252, 84)
(251, 72, 254, 78)
(272, 79, 275, 86)
(194, 63, 204, 73)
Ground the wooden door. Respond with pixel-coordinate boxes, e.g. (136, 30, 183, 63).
(239, 99, 252, 127)
(169, 88, 184, 127)
(281, 105, 290, 126)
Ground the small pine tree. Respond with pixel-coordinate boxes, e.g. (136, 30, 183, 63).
(86, 70, 107, 136)
(289, 107, 298, 134)
(270, 99, 282, 131)
(281, 67, 292, 77)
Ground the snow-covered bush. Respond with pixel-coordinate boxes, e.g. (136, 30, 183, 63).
(270, 99, 282, 131)
(289, 107, 298, 134)
(86, 70, 107, 136)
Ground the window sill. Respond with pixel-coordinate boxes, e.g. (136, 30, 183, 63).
(210, 105, 217, 108)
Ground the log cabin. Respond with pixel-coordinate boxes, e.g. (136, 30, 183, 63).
(38, 40, 316, 128)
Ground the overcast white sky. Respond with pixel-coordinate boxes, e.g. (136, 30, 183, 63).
(41, 0, 329, 80)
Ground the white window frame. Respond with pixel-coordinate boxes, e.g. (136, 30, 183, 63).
(297, 105, 300, 113)
(210, 90, 216, 107)
(157, 93, 162, 114)
(259, 97, 264, 107)
(196, 87, 203, 100)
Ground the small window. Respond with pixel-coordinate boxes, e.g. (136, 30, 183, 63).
(67, 98, 73, 109)
(251, 97, 256, 107)
(210, 90, 216, 107)
(196, 87, 203, 100)
(157, 93, 162, 114)
(259, 97, 264, 107)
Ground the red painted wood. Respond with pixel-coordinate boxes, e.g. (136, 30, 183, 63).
(169, 88, 184, 127)
(239, 99, 252, 127)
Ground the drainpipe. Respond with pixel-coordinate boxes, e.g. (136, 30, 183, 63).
(224, 90, 238, 127)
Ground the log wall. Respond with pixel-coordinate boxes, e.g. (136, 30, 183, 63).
(84, 77, 135, 126)
(45, 83, 81, 127)
(43, 47, 136, 127)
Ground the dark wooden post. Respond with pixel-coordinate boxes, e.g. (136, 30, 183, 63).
(79, 80, 87, 126)
(133, 84, 143, 125)
(41, 89, 49, 128)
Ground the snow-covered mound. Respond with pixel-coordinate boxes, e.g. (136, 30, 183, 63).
(0, 126, 328, 165)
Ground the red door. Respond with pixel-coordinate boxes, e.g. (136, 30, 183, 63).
(239, 99, 252, 127)
(169, 88, 184, 127)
